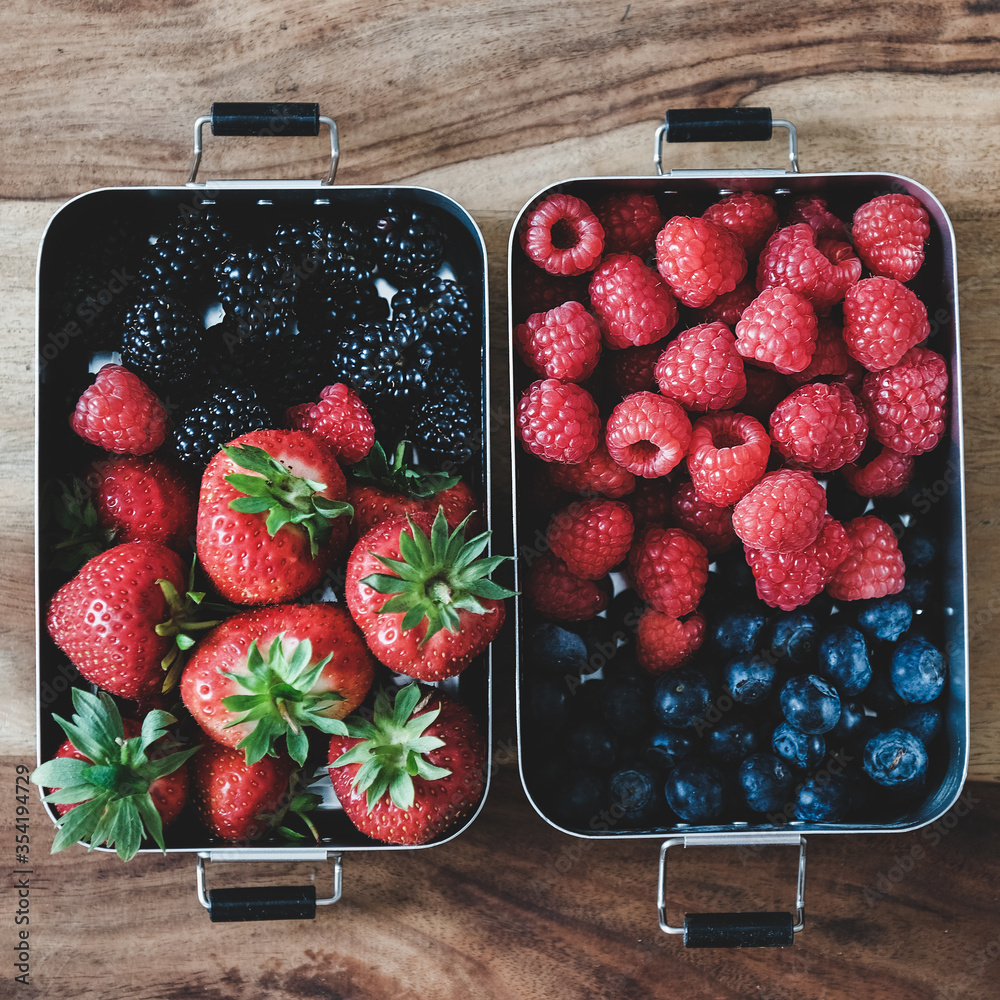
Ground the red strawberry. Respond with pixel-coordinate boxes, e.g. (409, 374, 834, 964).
(635, 608, 705, 674)
(180, 602, 375, 766)
(546, 498, 634, 580)
(45, 541, 221, 699)
(30, 689, 198, 860)
(285, 382, 376, 465)
(523, 551, 612, 621)
(346, 509, 513, 681)
(196, 429, 352, 605)
(70, 363, 169, 456)
(328, 683, 487, 846)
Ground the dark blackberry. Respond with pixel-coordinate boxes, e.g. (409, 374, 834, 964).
(296, 279, 390, 338)
(214, 247, 299, 348)
(410, 368, 480, 469)
(374, 206, 447, 284)
(120, 295, 205, 393)
(137, 214, 233, 306)
(271, 218, 376, 292)
(390, 278, 475, 358)
(171, 383, 272, 473)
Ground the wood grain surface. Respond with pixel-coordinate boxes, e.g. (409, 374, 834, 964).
(2, 1, 1000, 997)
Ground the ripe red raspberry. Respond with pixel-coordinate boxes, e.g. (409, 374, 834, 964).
(593, 191, 666, 255)
(70, 364, 169, 455)
(702, 191, 779, 258)
(588, 252, 679, 349)
(515, 379, 601, 465)
(841, 446, 915, 498)
(860, 346, 948, 456)
(769, 382, 868, 473)
(655, 215, 747, 309)
(626, 477, 673, 530)
(511, 255, 590, 322)
(756, 224, 862, 314)
(842, 276, 930, 372)
(513, 300, 603, 382)
(746, 514, 850, 611)
(654, 321, 747, 412)
(609, 342, 662, 396)
(628, 525, 709, 618)
(547, 498, 635, 580)
(685, 410, 771, 507)
(852, 194, 931, 282)
(826, 515, 905, 601)
(787, 315, 865, 386)
(740, 366, 792, 424)
(520, 193, 605, 276)
(604, 392, 692, 478)
(669, 481, 738, 554)
(732, 469, 827, 553)
(524, 551, 611, 620)
(285, 382, 375, 464)
(786, 197, 849, 240)
(735, 286, 818, 374)
(635, 608, 706, 674)
(545, 442, 636, 499)
(698, 279, 757, 328)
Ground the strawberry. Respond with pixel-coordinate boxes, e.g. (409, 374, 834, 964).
(196, 429, 353, 605)
(346, 509, 514, 681)
(45, 541, 223, 699)
(30, 689, 199, 861)
(180, 602, 375, 766)
(328, 683, 486, 846)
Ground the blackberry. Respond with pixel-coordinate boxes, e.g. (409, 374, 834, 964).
(120, 295, 205, 393)
(390, 278, 474, 358)
(171, 383, 272, 473)
(136, 214, 233, 306)
(410, 368, 480, 469)
(271, 217, 376, 292)
(214, 247, 299, 348)
(296, 279, 390, 338)
(374, 206, 447, 284)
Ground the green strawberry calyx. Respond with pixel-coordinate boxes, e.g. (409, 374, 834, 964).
(331, 683, 451, 811)
(220, 632, 348, 767)
(223, 443, 354, 559)
(30, 689, 200, 862)
(361, 508, 516, 644)
(41, 477, 116, 573)
(350, 441, 459, 499)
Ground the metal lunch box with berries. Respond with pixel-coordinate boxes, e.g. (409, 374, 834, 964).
(34, 104, 510, 921)
(510, 109, 967, 945)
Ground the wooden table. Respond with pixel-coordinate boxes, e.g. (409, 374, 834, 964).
(2, 3, 999, 997)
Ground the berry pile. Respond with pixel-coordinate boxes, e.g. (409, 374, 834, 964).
(514, 186, 957, 830)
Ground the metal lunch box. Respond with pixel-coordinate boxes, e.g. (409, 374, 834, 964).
(35, 103, 495, 921)
(509, 109, 968, 946)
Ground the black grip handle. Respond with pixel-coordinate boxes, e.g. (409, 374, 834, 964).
(684, 911, 795, 948)
(665, 108, 773, 143)
(210, 102, 320, 137)
(206, 885, 317, 922)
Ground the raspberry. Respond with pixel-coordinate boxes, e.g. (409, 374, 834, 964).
(520, 193, 605, 276)
(769, 382, 868, 473)
(756, 224, 862, 314)
(842, 276, 930, 372)
(734, 286, 818, 374)
(702, 191, 779, 257)
(593, 191, 666, 255)
(787, 314, 864, 386)
(635, 608, 706, 674)
(786, 197, 849, 241)
(852, 194, 930, 282)
(826, 515, 906, 601)
(860, 346, 948, 456)
(588, 252, 679, 349)
(515, 379, 601, 465)
(685, 410, 771, 507)
(70, 364, 169, 456)
(628, 525, 709, 618)
(739, 366, 792, 424)
(513, 300, 602, 382)
(697, 279, 757, 328)
(284, 382, 375, 464)
(669, 481, 738, 555)
(545, 442, 636, 499)
(746, 514, 850, 611)
(604, 392, 692, 478)
(609, 342, 662, 396)
(547, 498, 635, 580)
(655, 216, 747, 309)
(511, 255, 590, 322)
(841, 446, 914, 498)
(732, 470, 827, 553)
(524, 551, 611, 620)
(654, 321, 747, 411)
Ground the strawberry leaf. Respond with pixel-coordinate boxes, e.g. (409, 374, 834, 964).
(350, 441, 460, 499)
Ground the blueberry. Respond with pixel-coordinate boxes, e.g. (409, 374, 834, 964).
(894, 702, 944, 746)
(855, 597, 913, 644)
(779, 674, 842, 734)
(772, 723, 826, 770)
(602, 676, 652, 737)
(523, 674, 572, 731)
(705, 715, 760, 764)
(818, 625, 872, 696)
(643, 726, 697, 770)
(710, 606, 769, 658)
(724, 655, 778, 705)
(828, 698, 871, 752)
(663, 758, 726, 824)
(863, 728, 929, 788)
(527, 623, 590, 676)
(738, 753, 796, 814)
(900, 531, 937, 570)
(564, 718, 621, 773)
(652, 667, 714, 729)
(793, 773, 852, 822)
(548, 767, 606, 826)
(866, 668, 906, 714)
(901, 573, 935, 609)
(610, 762, 660, 821)
(767, 610, 820, 666)
(891, 635, 947, 704)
